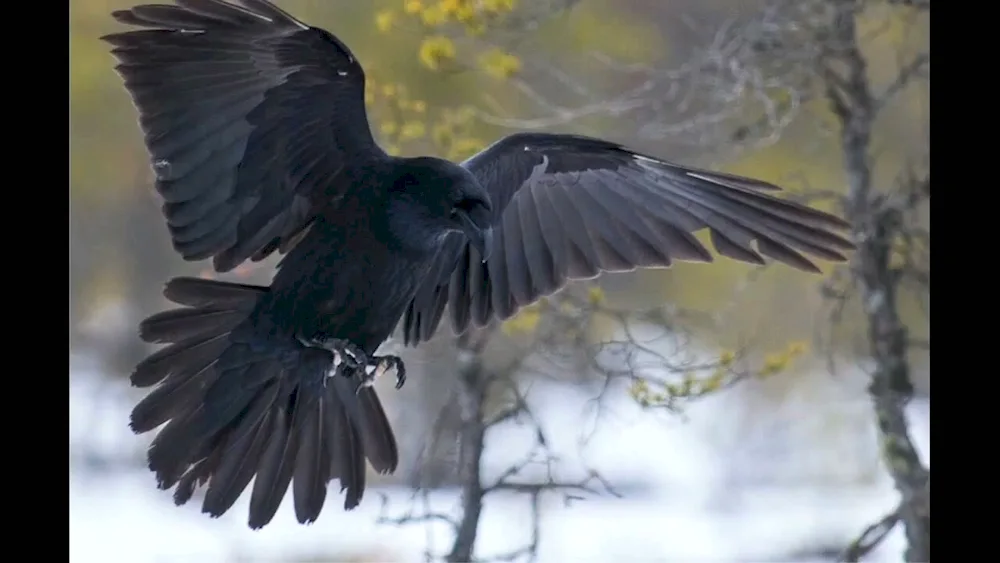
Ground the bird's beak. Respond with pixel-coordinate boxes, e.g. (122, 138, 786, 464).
(456, 211, 494, 263)
(475, 227, 494, 263)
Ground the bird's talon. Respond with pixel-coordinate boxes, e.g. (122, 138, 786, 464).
(354, 371, 377, 395)
(376, 355, 406, 390)
(389, 358, 406, 389)
(304, 335, 406, 390)
(304, 335, 371, 372)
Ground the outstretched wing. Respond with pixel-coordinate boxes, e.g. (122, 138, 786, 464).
(103, 0, 386, 272)
(401, 132, 854, 345)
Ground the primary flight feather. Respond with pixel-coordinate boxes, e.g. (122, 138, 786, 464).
(103, 0, 854, 530)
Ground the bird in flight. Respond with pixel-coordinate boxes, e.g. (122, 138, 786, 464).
(103, 0, 854, 530)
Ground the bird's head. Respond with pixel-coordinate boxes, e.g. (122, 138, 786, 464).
(387, 157, 494, 260)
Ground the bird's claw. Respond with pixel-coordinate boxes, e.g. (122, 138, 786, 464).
(306, 334, 368, 370)
(301, 334, 407, 392)
(355, 355, 407, 395)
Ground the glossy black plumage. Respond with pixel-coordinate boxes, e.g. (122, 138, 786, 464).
(403, 134, 855, 344)
(104, 0, 854, 530)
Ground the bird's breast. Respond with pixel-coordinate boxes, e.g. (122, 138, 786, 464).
(262, 227, 434, 352)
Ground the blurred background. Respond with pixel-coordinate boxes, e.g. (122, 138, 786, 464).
(69, 0, 930, 561)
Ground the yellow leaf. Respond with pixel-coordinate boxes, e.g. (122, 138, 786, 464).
(502, 305, 541, 335)
(440, 0, 464, 14)
(483, 0, 517, 13)
(400, 121, 427, 140)
(760, 353, 789, 377)
(420, 5, 448, 27)
(478, 49, 521, 80)
(719, 349, 736, 366)
(374, 9, 395, 33)
(380, 121, 398, 136)
(418, 36, 456, 71)
(404, 0, 423, 15)
(455, 4, 477, 23)
(587, 286, 605, 305)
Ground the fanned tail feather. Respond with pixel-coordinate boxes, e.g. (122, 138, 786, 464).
(131, 276, 399, 529)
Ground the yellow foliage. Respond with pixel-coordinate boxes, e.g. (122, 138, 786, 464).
(420, 5, 448, 27)
(400, 0, 517, 37)
(478, 49, 521, 80)
(379, 121, 398, 136)
(454, 4, 478, 24)
(440, 0, 463, 13)
(719, 349, 736, 367)
(418, 35, 456, 70)
(482, 0, 517, 13)
(587, 286, 605, 305)
(758, 340, 808, 378)
(629, 338, 813, 409)
(629, 378, 652, 407)
(399, 121, 427, 141)
(663, 373, 696, 398)
(701, 370, 726, 393)
(404, 0, 424, 15)
(502, 303, 542, 336)
(759, 353, 789, 377)
(374, 9, 396, 33)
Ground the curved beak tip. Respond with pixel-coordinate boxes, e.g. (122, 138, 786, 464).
(456, 209, 494, 263)
(477, 227, 494, 263)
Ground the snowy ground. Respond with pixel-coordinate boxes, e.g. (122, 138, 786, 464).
(69, 350, 929, 563)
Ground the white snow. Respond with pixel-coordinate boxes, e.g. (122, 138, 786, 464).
(69, 338, 929, 563)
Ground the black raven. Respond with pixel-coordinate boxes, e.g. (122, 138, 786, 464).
(103, 0, 854, 529)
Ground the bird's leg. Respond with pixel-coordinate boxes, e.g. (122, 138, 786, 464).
(356, 355, 407, 394)
(300, 333, 406, 391)
(301, 334, 368, 371)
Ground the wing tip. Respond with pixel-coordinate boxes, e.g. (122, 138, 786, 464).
(239, 0, 310, 29)
(797, 259, 824, 274)
(106, 0, 297, 35)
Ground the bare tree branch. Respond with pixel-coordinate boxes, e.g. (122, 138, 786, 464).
(446, 334, 493, 563)
(840, 506, 902, 562)
(874, 53, 929, 114)
(822, 0, 930, 560)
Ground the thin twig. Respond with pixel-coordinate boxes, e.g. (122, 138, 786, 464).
(840, 507, 902, 562)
